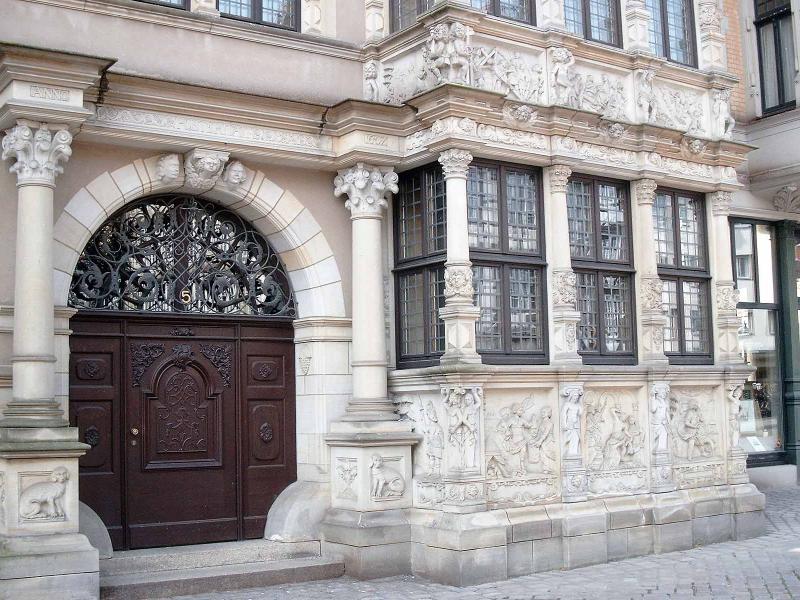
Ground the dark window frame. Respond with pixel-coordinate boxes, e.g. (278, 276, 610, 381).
(648, 0, 698, 67)
(655, 187, 713, 364)
(730, 219, 781, 310)
(389, 0, 535, 32)
(565, 0, 623, 47)
(134, 0, 188, 8)
(217, 0, 301, 32)
(755, 0, 797, 115)
(567, 174, 637, 365)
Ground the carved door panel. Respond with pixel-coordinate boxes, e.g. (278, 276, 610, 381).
(125, 331, 238, 549)
(240, 324, 295, 539)
(69, 320, 124, 548)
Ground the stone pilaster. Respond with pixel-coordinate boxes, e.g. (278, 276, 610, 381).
(438, 150, 481, 366)
(624, 0, 652, 52)
(649, 382, 676, 492)
(365, 0, 387, 41)
(709, 191, 741, 365)
(631, 179, 668, 365)
(697, 0, 726, 71)
(559, 383, 587, 502)
(545, 166, 581, 364)
(538, 0, 566, 29)
(725, 381, 749, 484)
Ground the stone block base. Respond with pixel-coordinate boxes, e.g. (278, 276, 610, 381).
(322, 483, 766, 586)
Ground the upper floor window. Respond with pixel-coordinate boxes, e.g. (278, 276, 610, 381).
(219, 0, 299, 30)
(563, 0, 622, 46)
(653, 189, 711, 362)
(567, 176, 635, 363)
(390, 0, 533, 32)
(755, 0, 797, 114)
(645, 0, 697, 66)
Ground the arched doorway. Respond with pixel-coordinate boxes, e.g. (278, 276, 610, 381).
(67, 194, 296, 550)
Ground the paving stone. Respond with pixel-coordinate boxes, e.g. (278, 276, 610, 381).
(165, 488, 800, 600)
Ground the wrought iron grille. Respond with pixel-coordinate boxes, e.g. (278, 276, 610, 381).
(69, 195, 296, 317)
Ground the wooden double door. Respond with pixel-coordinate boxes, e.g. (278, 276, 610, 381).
(69, 313, 295, 550)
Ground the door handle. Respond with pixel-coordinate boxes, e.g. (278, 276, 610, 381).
(130, 427, 140, 436)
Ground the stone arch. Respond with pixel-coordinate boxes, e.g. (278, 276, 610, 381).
(53, 154, 346, 319)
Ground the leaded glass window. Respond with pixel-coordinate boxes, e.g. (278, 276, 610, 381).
(69, 195, 295, 317)
(218, 0, 298, 29)
(567, 175, 635, 362)
(654, 188, 711, 362)
(391, 0, 533, 31)
(755, 0, 796, 113)
(645, 0, 696, 66)
(468, 166, 501, 250)
(564, 0, 621, 46)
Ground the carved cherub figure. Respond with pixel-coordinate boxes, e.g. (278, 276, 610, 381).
(155, 153, 181, 183)
(19, 467, 69, 520)
(448, 22, 472, 85)
(364, 61, 380, 102)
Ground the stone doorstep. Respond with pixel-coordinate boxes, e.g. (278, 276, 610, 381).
(99, 557, 344, 600)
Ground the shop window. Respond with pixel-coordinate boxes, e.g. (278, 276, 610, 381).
(644, 0, 697, 66)
(653, 189, 712, 362)
(567, 176, 635, 363)
(755, 0, 797, 114)
(563, 0, 622, 46)
(733, 221, 783, 456)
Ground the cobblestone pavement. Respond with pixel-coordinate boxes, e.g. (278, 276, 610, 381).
(169, 487, 800, 600)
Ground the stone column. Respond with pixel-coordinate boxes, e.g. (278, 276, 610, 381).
(697, 0, 727, 71)
(545, 165, 581, 364)
(624, 0, 653, 52)
(0, 122, 97, 598)
(438, 149, 481, 366)
(560, 383, 587, 502)
(631, 179, 668, 365)
(708, 191, 741, 365)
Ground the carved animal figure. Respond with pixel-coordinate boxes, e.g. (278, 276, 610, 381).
(370, 455, 405, 498)
(19, 467, 69, 520)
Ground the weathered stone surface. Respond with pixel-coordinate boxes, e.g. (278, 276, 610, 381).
(265, 481, 330, 542)
(80, 502, 113, 560)
(653, 520, 693, 553)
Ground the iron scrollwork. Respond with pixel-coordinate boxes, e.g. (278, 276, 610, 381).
(69, 195, 296, 317)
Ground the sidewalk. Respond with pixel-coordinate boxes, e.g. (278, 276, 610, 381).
(168, 487, 800, 600)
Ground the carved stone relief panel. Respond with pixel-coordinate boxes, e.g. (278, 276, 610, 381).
(669, 386, 725, 488)
(335, 457, 358, 500)
(18, 468, 70, 522)
(442, 385, 483, 475)
(369, 455, 407, 500)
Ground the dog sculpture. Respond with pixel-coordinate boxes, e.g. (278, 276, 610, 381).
(19, 467, 69, 520)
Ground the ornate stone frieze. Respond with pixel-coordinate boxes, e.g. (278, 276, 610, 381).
(413, 480, 485, 509)
(407, 118, 547, 153)
(221, 160, 248, 189)
(93, 106, 329, 153)
(156, 153, 182, 183)
(370, 455, 406, 500)
(637, 69, 705, 136)
(444, 264, 474, 302)
(585, 393, 644, 472)
(422, 22, 473, 86)
(710, 190, 732, 216)
(438, 148, 473, 177)
(486, 476, 558, 507)
(681, 136, 708, 157)
(550, 47, 628, 120)
(774, 184, 800, 213)
(548, 165, 572, 193)
(632, 178, 658, 206)
(552, 270, 577, 308)
(597, 120, 628, 140)
(474, 48, 544, 103)
(334, 163, 398, 217)
(555, 137, 636, 166)
(646, 153, 714, 179)
(669, 389, 720, 462)
(674, 461, 726, 488)
(183, 148, 230, 190)
(442, 385, 482, 473)
(1, 123, 73, 186)
(560, 384, 584, 459)
(486, 396, 556, 480)
(502, 102, 538, 126)
(18, 468, 69, 521)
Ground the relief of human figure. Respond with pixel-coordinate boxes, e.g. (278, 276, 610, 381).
(651, 383, 671, 454)
(445, 387, 480, 470)
(673, 400, 715, 460)
(728, 384, 744, 450)
(422, 400, 444, 477)
(561, 386, 583, 458)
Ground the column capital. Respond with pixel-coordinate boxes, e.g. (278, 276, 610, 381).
(334, 163, 398, 218)
(547, 164, 572, 193)
(632, 178, 659, 205)
(710, 190, 732, 216)
(1, 122, 73, 187)
(438, 149, 473, 179)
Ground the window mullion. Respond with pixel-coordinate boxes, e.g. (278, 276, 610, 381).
(596, 270, 606, 355)
(661, 0, 671, 61)
(584, 0, 592, 40)
(503, 265, 512, 353)
(752, 222, 762, 304)
(677, 278, 687, 353)
(774, 19, 786, 106)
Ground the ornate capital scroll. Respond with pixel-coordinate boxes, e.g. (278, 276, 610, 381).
(774, 184, 800, 213)
(438, 149, 473, 178)
(548, 165, 572, 193)
(633, 178, 658, 206)
(710, 190, 732, 216)
(334, 162, 398, 218)
(1, 123, 73, 186)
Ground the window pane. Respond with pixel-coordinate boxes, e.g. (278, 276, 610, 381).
(576, 272, 600, 352)
(426, 168, 447, 254)
(598, 183, 628, 261)
(468, 166, 501, 250)
(662, 279, 681, 353)
(262, 0, 295, 26)
(756, 224, 777, 303)
(470, 0, 492, 10)
(677, 195, 705, 269)
(759, 22, 781, 109)
(734, 223, 756, 303)
(219, 0, 252, 18)
(398, 172, 423, 260)
(602, 274, 633, 352)
(567, 181, 595, 259)
(756, 0, 791, 18)
(653, 193, 676, 266)
(399, 273, 425, 356)
(395, 0, 419, 29)
(564, 0, 585, 36)
(779, 16, 797, 103)
(498, 0, 531, 21)
(682, 280, 709, 353)
(506, 169, 539, 253)
(429, 268, 446, 354)
(645, 0, 666, 57)
(589, 0, 618, 44)
(737, 308, 782, 453)
(474, 265, 504, 351)
(664, 0, 694, 64)
(509, 267, 543, 352)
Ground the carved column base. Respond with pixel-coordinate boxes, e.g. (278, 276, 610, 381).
(640, 311, 669, 365)
(651, 451, 676, 493)
(561, 457, 588, 503)
(440, 475, 487, 514)
(439, 303, 481, 365)
(625, 3, 653, 53)
(716, 313, 741, 364)
(552, 310, 581, 364)
(727, 450, 749, 485)
(700, 31, 726, 72)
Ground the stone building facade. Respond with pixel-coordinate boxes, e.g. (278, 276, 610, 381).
(0, 0, 796, 597)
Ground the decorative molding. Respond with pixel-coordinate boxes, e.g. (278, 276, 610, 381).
(560, 384, 584, 459)
(199, 343, 233, 388)
(131, 343, 165, 387)
(716, 283, 739, 313)
(1, 123, 73, 186)
(550, 47, 628, 120)
(221, 160, 248, 189)
(555, 137, 636, 166)
(407, 117, 547, 152)
(552, 270, 577, 308)
(336, 457, 358, 500)
(640, 276, 665, 312)
(633, 179, 658, 206)
(438, 148, 473, 178)
(334, 163, 398, 217)
(774, 184, 800, 213)
(646, 153, 714, 179)
(547, 165, 572, 193)
(444, 264, 474, 302)
(442, 385, 482, 473)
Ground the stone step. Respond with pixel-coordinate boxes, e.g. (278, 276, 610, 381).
(101, 539, 320, 576)
(100, 556, 345, 599)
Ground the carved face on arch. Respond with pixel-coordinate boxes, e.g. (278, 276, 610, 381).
(156, 154, 181, 181)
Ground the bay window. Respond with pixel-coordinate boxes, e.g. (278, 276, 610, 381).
(567, 176, 636, 363)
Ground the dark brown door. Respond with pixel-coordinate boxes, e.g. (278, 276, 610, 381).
(69, 313, 295, 550)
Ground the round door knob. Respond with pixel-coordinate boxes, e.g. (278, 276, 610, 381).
(130, 427, 140, 436)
